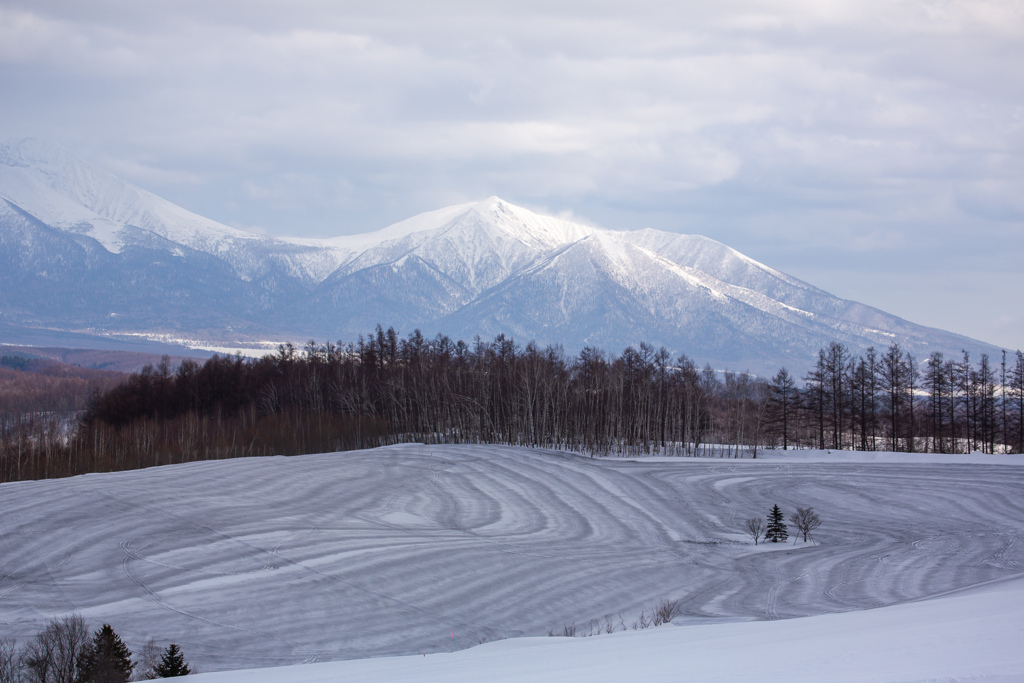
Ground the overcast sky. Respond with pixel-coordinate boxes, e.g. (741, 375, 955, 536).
(2, 1, 1022, 350)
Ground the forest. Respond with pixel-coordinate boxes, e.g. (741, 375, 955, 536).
(0, 355, 123, 421)
(1, 327, 1023, 483)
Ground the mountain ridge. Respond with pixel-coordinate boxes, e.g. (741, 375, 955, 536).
(0, 138, 1002, 372)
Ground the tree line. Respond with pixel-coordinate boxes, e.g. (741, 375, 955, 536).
(776, 342, 1024, 455)
(1, 328, 1022, 483)
(0, 357, 123, 433)
(0, 614, 191, 682)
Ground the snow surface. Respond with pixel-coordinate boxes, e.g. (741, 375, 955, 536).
(638, 448, 1024, 467)
(2, 444, 1023, 677)
(322, 201, 480, 251)
(192, 575, 1024, 682)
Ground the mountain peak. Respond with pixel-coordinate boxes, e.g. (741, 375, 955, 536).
(327, 196, 592, 252)
(0, 138, 269, 255)
(0, 137, 68, 168)
(472, 195, 507, 212)
(453, 197, 596, 250)
(1, 141, 1001, 371)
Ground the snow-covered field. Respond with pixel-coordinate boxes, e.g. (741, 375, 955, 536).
(192, 574, 1024, 682)
(2, 445, 1023, 678)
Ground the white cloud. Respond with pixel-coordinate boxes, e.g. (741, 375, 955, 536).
(1, 0, 1023, 347)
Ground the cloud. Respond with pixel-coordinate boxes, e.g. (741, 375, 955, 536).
(1, 0, 1023, 347)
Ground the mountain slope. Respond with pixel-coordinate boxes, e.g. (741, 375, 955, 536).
(0, 138, 354, 283)
(0, 138, 1002, 371)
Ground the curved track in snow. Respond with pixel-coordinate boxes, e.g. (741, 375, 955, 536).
(2, 444, 1023, 672)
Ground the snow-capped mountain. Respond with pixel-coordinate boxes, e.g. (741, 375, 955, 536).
(0, 138, 356, 282)
(0, 138, 1000, 371)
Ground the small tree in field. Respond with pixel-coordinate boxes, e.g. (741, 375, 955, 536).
(789, 507, 822, 543)
(152, 644, 190, 678)
(765, 504, 788, 543)
(744, 517, 765, 545)
(652, 599, 680, 626)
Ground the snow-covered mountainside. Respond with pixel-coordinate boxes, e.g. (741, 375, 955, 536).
(0, 138, 353, 282)
(0, 138, 999, 371)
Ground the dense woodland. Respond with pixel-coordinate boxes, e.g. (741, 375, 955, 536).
(1, 328, 1023, 483)
(0, 356, 123, 429)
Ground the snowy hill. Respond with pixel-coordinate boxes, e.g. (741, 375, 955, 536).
(194, 575, 1024, 683)
(1, 444, 1023, 675)
(0, 139, 1000, 370)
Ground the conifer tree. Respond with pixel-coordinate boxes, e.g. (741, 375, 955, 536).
(76, 624, 134, 683)
(153, 644, 191, 678)
(768, 368, 796, 450)
(765, 504, 788, 543)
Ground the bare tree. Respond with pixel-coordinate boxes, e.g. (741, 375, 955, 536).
(822, 342, 852, 450)
(768, 368, 796, 450)
(22, 632, 55, 683)
(131, 639, 160, 681)
(1014, 351, 1024, 454)
(789, 507, 822, 543)
(744, 517, 765, 545)
(1001, 350, 1009, 454)
(804, 351, 827, 450)
(880, 343, 907, 452)
(631, 610, 652, 630)
(652, 599, 680, 626)
(22, 614, 89, 683)
(0, 637, 22, 683)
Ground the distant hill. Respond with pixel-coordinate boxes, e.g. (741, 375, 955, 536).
(0, 344, 207, 373)
(0, 350, 126, 419)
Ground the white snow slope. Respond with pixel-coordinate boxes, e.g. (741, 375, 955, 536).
(0, 138, 352, 282)
(0, 138, 998, 371)
(194, 576, 1024, 683)
(1, 445, 1023, 679)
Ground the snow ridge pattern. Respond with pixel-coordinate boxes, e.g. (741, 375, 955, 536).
(1, 444, 1023, 674)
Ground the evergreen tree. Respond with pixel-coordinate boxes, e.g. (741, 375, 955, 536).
(765, 504, 788, 543)
(76, 624, 134, 683)
(153, 644, 191, 678)
(768, 368, 796, 450)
